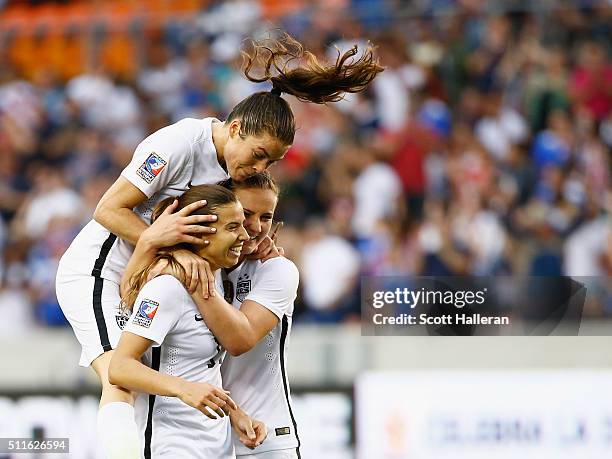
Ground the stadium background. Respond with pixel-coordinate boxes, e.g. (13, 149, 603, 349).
(0, 0, 610, 458)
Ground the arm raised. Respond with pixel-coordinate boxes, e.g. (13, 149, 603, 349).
(193, 258, 299, 356)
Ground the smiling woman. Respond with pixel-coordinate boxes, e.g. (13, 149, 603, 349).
(108, 185, 262, 458)
(54, 29, 382, 459)
(120, 172, 303, 458)
(121, 185, 248, 313)
(218, 173, 280, 257)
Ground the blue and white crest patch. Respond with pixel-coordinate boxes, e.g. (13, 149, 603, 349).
(137, 152, 167, 184)
(133, 299, 159, 328)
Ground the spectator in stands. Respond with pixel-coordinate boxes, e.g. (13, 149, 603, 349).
(0, 0, 610, 325)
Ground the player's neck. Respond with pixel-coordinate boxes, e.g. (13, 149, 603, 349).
(211, 120, 228, 165)
(225, 256, 247, 274)
(208, 262, 220, 273)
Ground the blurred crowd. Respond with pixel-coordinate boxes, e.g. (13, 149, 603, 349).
(0, 0, 611, 332)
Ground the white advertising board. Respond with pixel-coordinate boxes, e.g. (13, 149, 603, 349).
(356, 371, 612, 459)
(0, 392, 352, 459)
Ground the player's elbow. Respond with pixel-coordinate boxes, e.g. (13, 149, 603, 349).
(225, 337, 256, 356)
(93, 199, 112, 227)
(226, 348, 246, 357)
(225, 344, 249, 357)
(108, 355, 127, 386)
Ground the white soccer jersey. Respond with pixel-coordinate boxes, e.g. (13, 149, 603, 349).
(59, 117, 229, 284)
(125, 274, 233, 459)
(220, 257, 301, 456)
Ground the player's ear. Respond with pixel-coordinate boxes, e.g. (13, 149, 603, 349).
(229, 120, 242, 139)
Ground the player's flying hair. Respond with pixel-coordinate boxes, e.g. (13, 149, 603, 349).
(227, 32, 384, 146)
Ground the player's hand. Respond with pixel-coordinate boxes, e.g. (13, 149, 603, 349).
(145, 251, 216, 299)
(143, 199, 217, 248)
(249, 419, 267, 448)
(146, 257, 171, 282)
(231, 412, 268, 449)
(171, 250, 216, 298)
(246, 222, 284, 262)
(178, 381, 237, 419)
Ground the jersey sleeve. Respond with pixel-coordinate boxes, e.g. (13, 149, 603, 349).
(245, 257, 299, 320)
(120, 119, 194, 198)
(124, 275, 186, 346)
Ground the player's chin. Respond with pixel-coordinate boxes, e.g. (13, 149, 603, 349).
(220, 255, 239, 268)
(224, 247, 242, 266)
(241, 240, 258, 255)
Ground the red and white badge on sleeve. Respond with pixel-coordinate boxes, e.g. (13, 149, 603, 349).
(137, 152, 167, 184)
(133, 299, 159, 328)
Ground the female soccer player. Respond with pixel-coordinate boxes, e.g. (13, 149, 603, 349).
(126, 172, 300, 458)
(108, 184, 266, 458)
(214, 174, 301, 459)
(55, 32, 382, 458)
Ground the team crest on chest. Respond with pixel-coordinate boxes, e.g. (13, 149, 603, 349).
(236, 274, 251, 302)
(115, 310, 130, 330)
(137, 152, 167, 184)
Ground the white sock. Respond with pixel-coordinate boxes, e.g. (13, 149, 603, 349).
(97, 402, 141, 459)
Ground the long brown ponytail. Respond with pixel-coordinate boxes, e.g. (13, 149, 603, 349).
(120, 184, 238, 313)
(226, 32, 384, 145)
(243, 32, 383, 103)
